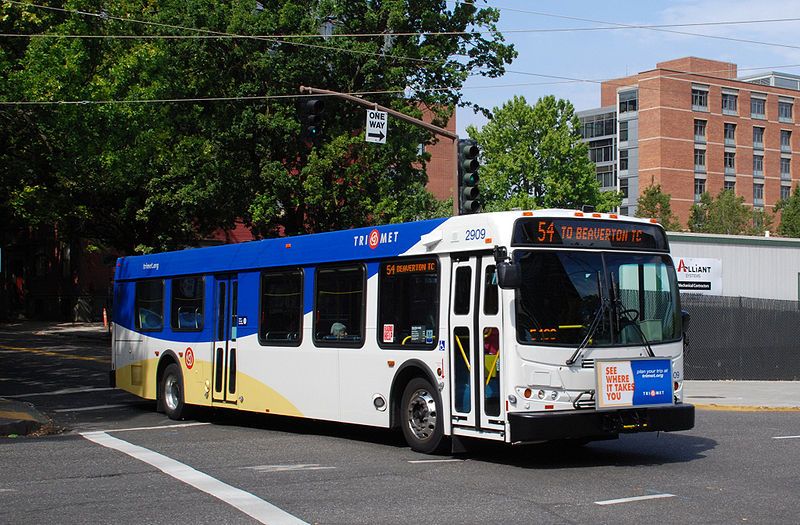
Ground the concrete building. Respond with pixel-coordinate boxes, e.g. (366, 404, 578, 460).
(579, 57, 800, 224)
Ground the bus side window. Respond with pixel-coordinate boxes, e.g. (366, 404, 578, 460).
(171, 276, 204, 331)
(377, 258, 439, 349)
(259, 269, 303, 346)
(135, 280, 164, 331)
(313, 265, 365, 346)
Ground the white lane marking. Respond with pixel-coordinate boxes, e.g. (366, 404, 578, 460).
(96, 422, 211, 433)
(407, 459, 464, 464)
(0, 489, 18, 493)
(773, 435, 800, 440)
(81, 432, 307, 525)
(595, 493, 675, 506)
(54, 404, 130, 412)
(6, 387, 115, 398)
(244, 464, 335, 473)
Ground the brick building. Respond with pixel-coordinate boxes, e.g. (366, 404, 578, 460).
(579, 57, 800, 226)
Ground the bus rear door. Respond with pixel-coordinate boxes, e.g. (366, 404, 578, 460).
(212, 275, 239, 404)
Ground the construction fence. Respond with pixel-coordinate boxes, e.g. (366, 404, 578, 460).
(682, 294, 800, 381)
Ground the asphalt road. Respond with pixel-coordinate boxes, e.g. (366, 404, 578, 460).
(1, 325, 799, 524)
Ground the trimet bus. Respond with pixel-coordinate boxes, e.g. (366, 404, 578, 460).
(111, 209, 694, 453)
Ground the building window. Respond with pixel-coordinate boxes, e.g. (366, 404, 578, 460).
(779, 100, 793, 122)
(724, 151, 735, 174)
(694, 148, 706, 172)
(753, 155, 764, 178)
(724, 180, 736, 192)
(694, 178, 706, 201)
(135, 280, 164, 331)
(724, 123, 736, 146)
(314, 265, 365, 346)
(580, 113, 615, 139)
(722, 93, 738, 114)
(754, 182, 764, 206)
(596, 165, 617, 189)
(171, 277, 204, 331)
(619, 149, 629, 171)
(619, 90, 638, 113)
(619, 120, 629, 142)
(378, 258, 439, 349)
(694, 119, 706, 143)
(692, 87, 708, 111)
(782, 130, 792, 153)
(259, 269, 303, 345)
(781, 184, 792, 200)
(620, 178, 629, 199)
(753, 127, 765, 150)
(781, 157, 791, 180)
(751, 96, 766, 119)
(588, 138, 614, 163)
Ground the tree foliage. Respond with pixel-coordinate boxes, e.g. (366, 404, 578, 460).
(635, 182, 682, 231)
(1, 0, 515, 253)
(466, 95, 621, 212)
(688, 189, 772, 235)
(775, 185, 800, 237)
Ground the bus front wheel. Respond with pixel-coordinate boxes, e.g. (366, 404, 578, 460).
(160, 363, 187, 420)
(401, 377, 445, 454)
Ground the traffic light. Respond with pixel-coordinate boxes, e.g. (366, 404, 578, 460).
(298, 97, 325, 143)
(458, 138, 480, 214)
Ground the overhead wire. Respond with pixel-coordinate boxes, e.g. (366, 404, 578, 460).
(3, 1, 800, 107)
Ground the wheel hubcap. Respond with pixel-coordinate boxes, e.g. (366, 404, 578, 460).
(164, 374, 180, 411)
(407, 388, 437, 441)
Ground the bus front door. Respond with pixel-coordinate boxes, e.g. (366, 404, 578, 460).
(450, 255, 505, 438)
(212, 275, 239, 404)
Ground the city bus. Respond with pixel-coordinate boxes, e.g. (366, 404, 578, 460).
(111, 209, 694, 453)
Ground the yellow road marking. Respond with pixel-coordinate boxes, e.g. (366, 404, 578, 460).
(695, 403, 800, 412)
(0, 344, 109, 363)
(0, 410, 38, 421)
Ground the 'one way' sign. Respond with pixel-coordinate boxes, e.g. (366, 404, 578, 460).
(365, 109, 388, 144)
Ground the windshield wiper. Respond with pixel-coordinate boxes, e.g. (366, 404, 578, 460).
(566, 272, 606, 366)
(610, 274, 655, 357)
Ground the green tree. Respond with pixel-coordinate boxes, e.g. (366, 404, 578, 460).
(775, 186, 800, 237)
(688, 189, 772, 235)
(635, 182, 682, 231)
(466, 95, 621, 212)
(1, 1, 515, 253)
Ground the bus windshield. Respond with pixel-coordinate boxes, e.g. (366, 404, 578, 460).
(515, 250, 681, 347)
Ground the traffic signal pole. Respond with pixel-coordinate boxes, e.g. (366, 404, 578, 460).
(299, 86, 470, 214)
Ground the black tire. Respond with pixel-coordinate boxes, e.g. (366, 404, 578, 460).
(160, 363, 187, 420)
(400, 377, 446, 454)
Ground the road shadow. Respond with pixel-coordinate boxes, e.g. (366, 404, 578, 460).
(454, 431, 716, 469)
(184, 406, 715, 468)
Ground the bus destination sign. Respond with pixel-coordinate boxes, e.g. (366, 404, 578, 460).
(512, 218, 668, 251)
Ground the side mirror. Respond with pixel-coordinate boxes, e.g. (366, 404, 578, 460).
(497, 261, 522, 289)
(681, 309, 691, 331)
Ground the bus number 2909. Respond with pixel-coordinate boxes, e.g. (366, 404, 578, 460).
(465, 228, 486, 241)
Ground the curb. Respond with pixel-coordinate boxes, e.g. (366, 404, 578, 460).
(0, 398, 50, 437)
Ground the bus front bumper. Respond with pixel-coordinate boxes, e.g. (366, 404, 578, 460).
(508, 403, 694, 443)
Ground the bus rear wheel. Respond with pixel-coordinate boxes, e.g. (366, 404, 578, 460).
(160, 363, 187, 420)
(401, 377, 445, 454)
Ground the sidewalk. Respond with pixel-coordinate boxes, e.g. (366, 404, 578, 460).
(0, 321, 110, 342)
(684, 380, 800, 410)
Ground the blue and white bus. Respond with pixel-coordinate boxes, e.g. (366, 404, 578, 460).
(111, 209, 694, 453)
